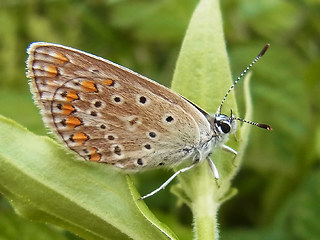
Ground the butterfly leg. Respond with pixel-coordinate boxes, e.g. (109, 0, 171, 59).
(206, 145, 237, 180)
(139, 163, 197, 200)
(221, 144, 237, 156)
(207, 157, 220, 179)
(221, 144, 238, 167)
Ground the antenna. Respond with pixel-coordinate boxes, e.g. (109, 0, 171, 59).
(217, 44, 270, 115)
(232, 117, 272, 130)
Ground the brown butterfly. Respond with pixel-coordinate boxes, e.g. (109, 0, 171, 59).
(26, 42, 271, 199)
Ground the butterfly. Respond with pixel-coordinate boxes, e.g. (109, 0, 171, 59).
(26, 42, 271, 199)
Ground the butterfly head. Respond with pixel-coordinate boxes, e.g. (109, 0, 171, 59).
(213, 112, 237, 136)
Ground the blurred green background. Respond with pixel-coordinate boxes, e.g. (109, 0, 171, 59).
(0, 0, 319, 239)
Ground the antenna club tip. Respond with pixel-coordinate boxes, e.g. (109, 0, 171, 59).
(257, 123, 272, 130)
(258, 43, 270, 57)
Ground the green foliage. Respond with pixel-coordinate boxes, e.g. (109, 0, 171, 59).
(0, 199, 70, 240)
(0, 0, 319, 239)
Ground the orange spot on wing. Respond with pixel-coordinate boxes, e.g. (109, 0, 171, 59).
(81, 80, 98, 92)
(66, 90, 79, 102)
(61, 103, 75, 115)
(54, 52, 69, 64)
(46, 65, 58, 77)
(72, 132, 89, 145)
(89, 147, 101, 161)
(103, 78, 114, 86)
(90, 153, 101, 161)
(66, 116, 82, 129)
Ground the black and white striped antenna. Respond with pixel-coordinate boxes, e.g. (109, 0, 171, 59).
(217, 44, 272, 130)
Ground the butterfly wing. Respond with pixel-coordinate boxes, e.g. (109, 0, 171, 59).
(27, 42, 213, 170)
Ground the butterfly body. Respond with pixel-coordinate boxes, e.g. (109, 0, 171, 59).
(27, 42, 235, 171)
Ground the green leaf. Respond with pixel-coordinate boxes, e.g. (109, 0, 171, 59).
(0, 199, 69, 240)
(0, 115, 178, 240)
(237, 73, 253, 167)
(172, 0, 235, 113)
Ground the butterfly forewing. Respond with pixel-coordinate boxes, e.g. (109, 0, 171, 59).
(27, 42, 212, 170)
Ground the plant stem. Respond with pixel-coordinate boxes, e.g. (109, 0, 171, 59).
(191, 166, 219, 239)
(177, 161, 221, 240)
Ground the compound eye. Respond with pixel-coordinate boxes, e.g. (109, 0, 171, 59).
(218, 122, 231, 133)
